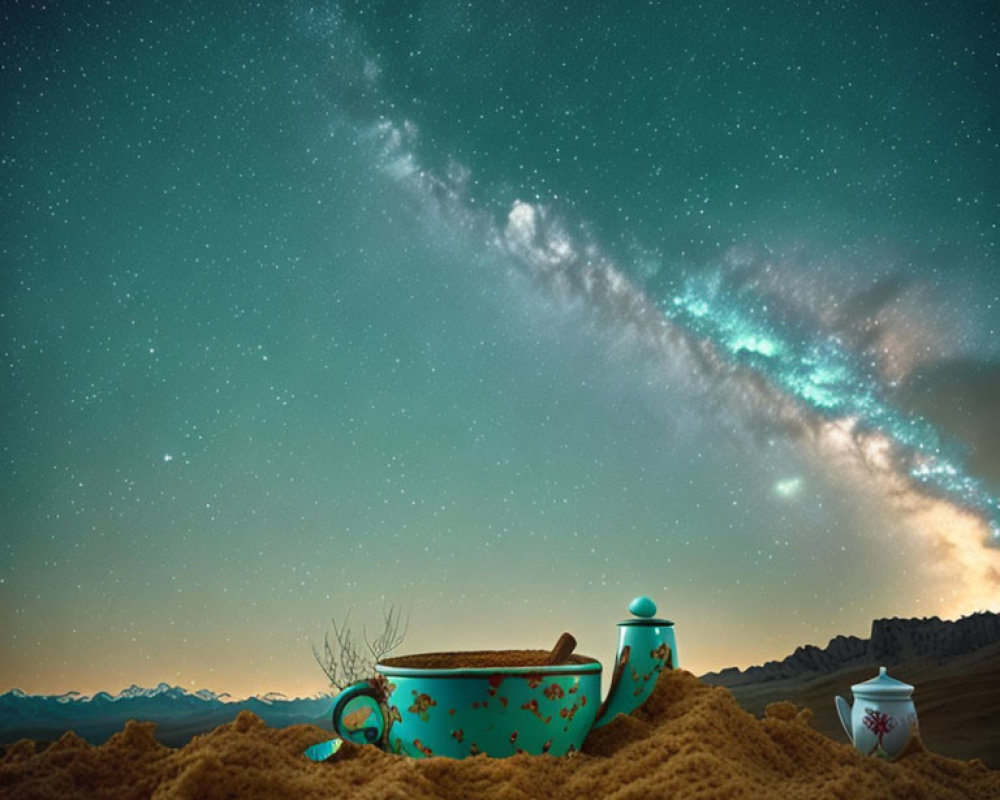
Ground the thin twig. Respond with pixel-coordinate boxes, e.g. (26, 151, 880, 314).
(314, 604, 409, 692)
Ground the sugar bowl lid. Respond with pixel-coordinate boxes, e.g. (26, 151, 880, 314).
(851, 666, 913, 698)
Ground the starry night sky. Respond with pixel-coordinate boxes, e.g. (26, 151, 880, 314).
(2, 1, 998, 699)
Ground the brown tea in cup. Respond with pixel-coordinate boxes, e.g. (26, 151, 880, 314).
(380, 650, 596, 670)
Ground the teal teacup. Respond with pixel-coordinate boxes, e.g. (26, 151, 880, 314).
(330, 595, 678, 759)
(332, 649, 602, 758)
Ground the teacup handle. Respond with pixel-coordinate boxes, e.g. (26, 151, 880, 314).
(331, 679, 388, 747)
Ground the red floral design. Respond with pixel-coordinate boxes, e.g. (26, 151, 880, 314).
(412, 738, 433, 757)
(544, 683, 565, 700)
(409, 691, 437, 721)
(863, 708, 897, 748)
(521, 698, 551, 724)
(559, 697, 586, 731)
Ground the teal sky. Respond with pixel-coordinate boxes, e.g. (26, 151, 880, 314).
(2, 1, 998, 699)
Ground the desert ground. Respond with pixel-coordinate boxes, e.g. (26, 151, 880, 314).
(2, 669, 998, 800)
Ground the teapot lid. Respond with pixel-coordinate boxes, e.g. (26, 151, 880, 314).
(618, 595, 673, 627)
(850, 666, 913, 697)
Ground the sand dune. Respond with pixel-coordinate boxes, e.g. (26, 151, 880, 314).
(2, 670, 998, 799)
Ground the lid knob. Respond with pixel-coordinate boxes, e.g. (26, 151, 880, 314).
(628, 595, 657, 618)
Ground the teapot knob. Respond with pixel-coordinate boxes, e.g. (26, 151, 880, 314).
(628, 595, 657, 618)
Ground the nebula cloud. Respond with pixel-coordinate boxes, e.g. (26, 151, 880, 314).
(366, 115, 1000, 614)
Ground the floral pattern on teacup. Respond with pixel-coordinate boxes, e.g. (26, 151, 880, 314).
(559, 695, 587, 731)
(409, 691, 437, 720)
(412, 738, 433, 757)
(524, 673, 544, 689)
(520, 698, 552, 724)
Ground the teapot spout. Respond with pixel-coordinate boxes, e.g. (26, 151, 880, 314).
(834, 695, 854, 744)
(592, 596, 676, 729)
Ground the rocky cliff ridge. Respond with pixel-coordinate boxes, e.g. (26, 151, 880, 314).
(701, 611, 1000, 688)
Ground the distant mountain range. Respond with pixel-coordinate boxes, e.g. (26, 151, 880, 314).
(700, 611, 1000, 687)
(0, 682, 336, 747)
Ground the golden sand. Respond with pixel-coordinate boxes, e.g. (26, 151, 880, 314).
(2, 670, 998, 799)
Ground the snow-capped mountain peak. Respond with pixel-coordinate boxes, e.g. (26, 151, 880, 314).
(259, 691, 289, 705)
(194, 688, 231, 702)
(116, 684, 159, 700)
(101, 683, 233, 702)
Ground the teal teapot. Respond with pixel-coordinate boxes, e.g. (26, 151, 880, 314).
(323, 594, 678, 759)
